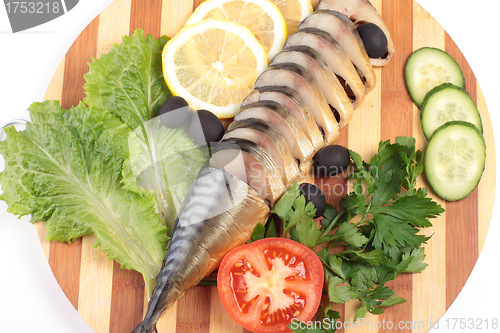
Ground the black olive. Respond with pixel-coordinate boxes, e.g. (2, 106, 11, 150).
(356, 22, 388, 59)
(313, 145, 350, 177)
(159, 96, 191, 129)
(187, 109, 225, 146)
(299, 183, 326, 218)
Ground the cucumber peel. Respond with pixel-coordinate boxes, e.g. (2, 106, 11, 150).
(420, 83, 482, 140)
(405, 47, 465, 108)
(424, 121, 485, 201)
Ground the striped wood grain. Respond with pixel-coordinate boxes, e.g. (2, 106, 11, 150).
(37, 0, 495, 332)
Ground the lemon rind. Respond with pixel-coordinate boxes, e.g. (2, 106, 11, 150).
(162, 18, 268, 118)
(185, 0, 287, 59)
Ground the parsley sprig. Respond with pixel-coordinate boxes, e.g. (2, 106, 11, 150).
(251, 137, 444, 332)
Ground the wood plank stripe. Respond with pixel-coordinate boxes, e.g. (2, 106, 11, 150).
(38, 57, 67, 261)
(96, 0, 132, 57)
(78, 235, 113, 333)
(49, 14, 100, 311)
(410, 3, 447, 332)
(161, 0, 193, 37)
(75, 3, 134, 332)
(444, 34, 479, 309)
(103, 1, 166, 330)
(110, 262, 146, 332)
(176, 286, 212, 332)
(476, 85, 495, 252)
(313, 73, 351, 331)
(445, 34, 476, 101)
(314, 130, 349, 333)
(35, 222, 50, 260)
(445, 193, 479, 308)
(48, 239, 83, 310)
(130, 0, 163, 38)
(156, 301, 178, 333)
(209, 287, 243, 333)
(378, 0, 413, 332)
(43, 57, 66, 101)
(380, 0, 414, 141)
(193, 0, 205, 11)
(60, 16, 100, 109)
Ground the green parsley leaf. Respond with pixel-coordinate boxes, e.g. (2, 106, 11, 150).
(268, 138, 444, 327)
(251, 223, 266, 242)
(323, 222, 368, 248)
(326, 275, 357, 303)
(402, 247, 428, 273)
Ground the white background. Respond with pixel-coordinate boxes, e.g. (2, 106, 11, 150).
(0, 1, 499, 332)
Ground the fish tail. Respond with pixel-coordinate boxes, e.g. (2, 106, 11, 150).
(134, 166, 270, 330)
(132, 262, 181, 333)
(131, 322, 158, 333)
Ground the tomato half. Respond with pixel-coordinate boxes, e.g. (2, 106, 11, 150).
(217, 238, 324, 333)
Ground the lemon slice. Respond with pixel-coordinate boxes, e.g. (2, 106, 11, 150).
(162, 18, 268, 118)
(270, 0, 313, 35)
(186, 0, 287, 59)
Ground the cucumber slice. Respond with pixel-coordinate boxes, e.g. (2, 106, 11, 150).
(425, 121, 485, 201)
(405, 47, 465, 108)
(421, 83, 482, 140)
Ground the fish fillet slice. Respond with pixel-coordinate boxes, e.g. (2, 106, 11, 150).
(224, 119, 300, 187)
(254, 64, 340, 145)
(234, 100, 315, 173)
(318, 0, 394, 66)
(299, 10, 376, 93)
(284, 28, 366, 109)
(210, 138, 286, 205)
(242, 86, 324, 151)
(271, 45, 354, 127)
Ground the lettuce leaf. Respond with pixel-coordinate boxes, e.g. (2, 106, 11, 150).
(122, 117, 209, 231)
(0, 100, 167, 292)
(83, 28, 204, 228)
(83, 28, 171, 129)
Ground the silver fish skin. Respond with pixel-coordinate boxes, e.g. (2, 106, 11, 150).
(132, 166, 270, 333)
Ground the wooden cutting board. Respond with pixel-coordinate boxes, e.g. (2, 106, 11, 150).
(37, 0, 496, 332)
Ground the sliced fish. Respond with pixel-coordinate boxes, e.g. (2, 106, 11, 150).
(284, 28, 365, 109)
(210, 138, 286, 205)
(299, 10, 376, 93)
(134, 2, 395, 331)
(318, 0, 394, 66)
(132, 166, 270, 333)
(224, 119, 300, 187)
(271, 45, 354, 127)
(242, 86, 323, 151)
(254, 63, 340, 145)
(234, 100, 314, 173)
